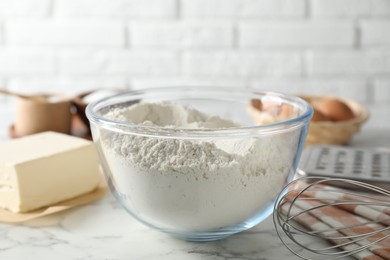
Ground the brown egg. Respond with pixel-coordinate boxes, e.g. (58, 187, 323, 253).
(250, 99, 262, 111)
(314, 98, 355, 121)
(278, 103, 296, 119)
(311, 108, 331, 122)
(250, 99, 281, 115)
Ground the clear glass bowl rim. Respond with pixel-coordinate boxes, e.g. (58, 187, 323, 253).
(86, 87, 313, 138)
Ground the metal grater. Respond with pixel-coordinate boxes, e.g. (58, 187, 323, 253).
(298, 145, 390, 189)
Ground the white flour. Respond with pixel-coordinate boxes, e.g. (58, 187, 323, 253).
(101, 102, 295, 231)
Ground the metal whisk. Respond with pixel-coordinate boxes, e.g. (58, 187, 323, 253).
(273, 177, 390, 260)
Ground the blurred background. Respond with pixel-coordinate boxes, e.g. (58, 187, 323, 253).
(0, 0, 389, 135)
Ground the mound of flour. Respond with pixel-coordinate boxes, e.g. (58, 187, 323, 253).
(101, 102, 295, 231)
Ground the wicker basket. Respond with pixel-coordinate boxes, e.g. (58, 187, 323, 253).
(301, 95, 369, 146)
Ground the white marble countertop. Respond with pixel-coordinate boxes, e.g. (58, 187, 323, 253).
(1, 193, 299, 260)
(0, 103, 389, 260)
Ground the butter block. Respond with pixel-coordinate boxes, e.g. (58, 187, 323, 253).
(0, 132, 100, 213)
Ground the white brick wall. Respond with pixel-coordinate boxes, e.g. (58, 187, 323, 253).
(0, 49, 55, 75)
(55, 0, 177, 18)
(8, 77, 128, 95)
(0, 77, 5, 101)
(0, 0, 51, 18)
(131, 22, 233, 48)
(373, 79, 390, 102)
(59, 50, 179, 76)
(361, 20, 390, 46)
(0, 24, 3, 45)
(307, 51, 390, 76)
(183, 51, 302, 76)
(130, 77, 249, 89)
(182, 0, 305, 18)
(0, 0, 389, 129)
(311, 0, 390, 17)
(239, 21, 354, 47)
(250, 79, 369, 102)
(6, 21, 125, 47)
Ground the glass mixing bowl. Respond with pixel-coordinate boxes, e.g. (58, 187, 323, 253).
(86, 87, 313, 241)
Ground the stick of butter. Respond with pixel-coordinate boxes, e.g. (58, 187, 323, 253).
(0, 131, 100, 213)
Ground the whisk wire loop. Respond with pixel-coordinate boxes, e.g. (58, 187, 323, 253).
(273, 177, 390, 260)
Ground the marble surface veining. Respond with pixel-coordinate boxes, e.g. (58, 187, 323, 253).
(1, 191, 335, 260)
